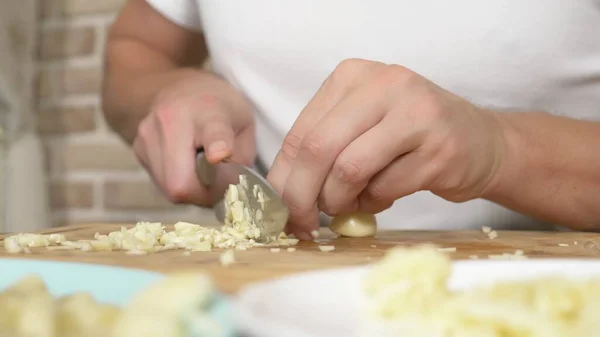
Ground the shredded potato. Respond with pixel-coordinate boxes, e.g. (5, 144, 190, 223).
(362, 246, 600, 337)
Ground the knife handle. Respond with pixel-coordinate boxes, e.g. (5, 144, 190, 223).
(196, 147, 215, 187)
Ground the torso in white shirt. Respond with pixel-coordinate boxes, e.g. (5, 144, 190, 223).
(146, 0, 600, 230)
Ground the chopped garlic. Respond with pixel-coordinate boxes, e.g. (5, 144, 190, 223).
(3, 233, 66, 252)
(223, 175, 275, 242)
(558, 243, 569, 247)
(126, 250, 148, 256)
(3, 173, 295, 255)
(219, 250, 235, 266)
(80, 241, 93, 252)
(318, 245, 335, 252)
(437, 247, 457, 253)
(90, 239, 113, 251)
(3, 216, 298, 255)
(270, 248, 281, 253)
(287, 247, 296, 252)
(46, 245, 77, 251)
(189, 241, 212, 252)
(3, 236, 22, 253)
(488, 251, 528, 260)
(481, 226, 492, 234)
(362, 246, 600, 337)
(488, 230, 498, 239)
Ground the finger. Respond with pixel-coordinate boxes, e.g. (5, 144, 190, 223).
(231, 125, 257, 167)
(158, 111, 208, 205)
(318, 117, 423, 215)
(267, 77, 345, 194)
(358, 150, 431, 214)
(282, 85, 386, 236)
(200, 112, 236, 164)
(267, 59, 382, 193)
(132, 132, 151, 173)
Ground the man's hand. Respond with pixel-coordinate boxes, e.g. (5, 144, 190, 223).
(103, 0, 257, 208)
(268, 58, 506, 239)
(133, 73, 256, 206)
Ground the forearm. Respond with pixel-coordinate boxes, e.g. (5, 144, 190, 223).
(102, 36, 206, 143)
(483, 111, 600, 231)
(101, 0, 211, 144)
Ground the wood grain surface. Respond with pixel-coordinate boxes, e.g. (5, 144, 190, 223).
(2, 224, 600, 293)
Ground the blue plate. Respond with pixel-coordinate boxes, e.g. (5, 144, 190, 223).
(0, 258, 162, 305)
(0, 258, 236, 337)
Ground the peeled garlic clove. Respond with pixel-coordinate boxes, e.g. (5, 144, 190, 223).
(329, 212, 377, 237)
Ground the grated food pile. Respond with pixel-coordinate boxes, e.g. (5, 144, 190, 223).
(362, 245, 600, 337)
(3, 175, 297, 254)
(0, 272, 220, 337)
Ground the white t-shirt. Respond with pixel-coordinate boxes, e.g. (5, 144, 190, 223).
(146, 0, 600, 230)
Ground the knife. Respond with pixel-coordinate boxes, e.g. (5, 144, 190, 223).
(195, 148, 289, 237)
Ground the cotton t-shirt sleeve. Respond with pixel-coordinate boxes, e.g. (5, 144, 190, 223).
(145, 0, 202, 32)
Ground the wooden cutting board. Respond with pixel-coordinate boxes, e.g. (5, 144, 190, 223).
(2, 224, 600, 293)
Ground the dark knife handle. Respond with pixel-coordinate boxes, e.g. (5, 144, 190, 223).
(195, 147, 215, 187)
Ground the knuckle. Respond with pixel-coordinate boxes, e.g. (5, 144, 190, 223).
(333, 157, 367, 185)
(135, 118, 153, 143)
(330, 58, 378, 86)
(162, 175, 195, 203)
(318, 196, 342, 216)
(377, 64, 411, 83)
(418, 91, 447, 123)
(394, 64, 419, 82)
(152, 105, 176, 129)
(152, 101, 174, 118)
(387, 64, 410, 75)
(195, 94, 222, 110)
(163, 182, 191, 203)
(412, 102, 443, 130)
(438, 176, 462, 194)
(365, 181, 387, 203)
(301, 133, 329, 161)
(323, 202, 354, 217)
(439, 136, 462, 162)
(336, 58, 369, 72)
(284, 197, 312, 219)
(360, 199, 393, 214)
(280, 132, 303, 162)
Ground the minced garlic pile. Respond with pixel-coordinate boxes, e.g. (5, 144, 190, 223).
(3, 176, 297, 255)
(362, 245, 600, 337)
(0, 272, 221, 337)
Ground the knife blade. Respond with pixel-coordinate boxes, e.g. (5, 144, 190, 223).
(195, 149, 289, 237)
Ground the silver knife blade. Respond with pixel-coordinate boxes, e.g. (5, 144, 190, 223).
(195, 149, 289, 236)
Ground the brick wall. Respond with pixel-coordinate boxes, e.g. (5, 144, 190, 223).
(37, 0, 217, 226)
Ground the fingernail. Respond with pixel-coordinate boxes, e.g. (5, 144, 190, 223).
(208, 140, 228, 156)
